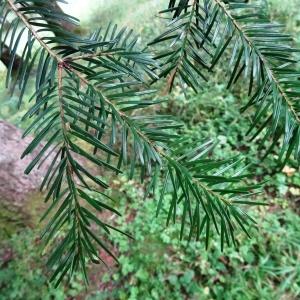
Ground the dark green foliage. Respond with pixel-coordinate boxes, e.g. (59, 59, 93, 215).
(150, 0, 300, 165)
(0, 229, 86, 299)
(0, 0, 299, 286)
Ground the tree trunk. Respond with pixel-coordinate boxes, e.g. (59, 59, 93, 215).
(0, 43, 22, 72)
(0, 1, 78, 71)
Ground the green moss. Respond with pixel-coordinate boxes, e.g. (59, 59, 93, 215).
(0, 192, 45, 239)
(0, 203, 25, 239)
(23, 192, 47, 227)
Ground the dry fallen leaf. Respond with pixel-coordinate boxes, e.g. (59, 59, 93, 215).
(282, 166, 296, 177)
(289, 187, 300, 196)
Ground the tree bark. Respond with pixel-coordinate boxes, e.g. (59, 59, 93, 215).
(37, 1, 78, 33)
(0, 43, 22, 72)
(0, 1, 78, 71)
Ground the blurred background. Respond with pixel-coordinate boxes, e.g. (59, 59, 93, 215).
(0, 1, 299, 299)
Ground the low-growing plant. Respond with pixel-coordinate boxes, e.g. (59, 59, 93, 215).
(2, 179, 299, 300)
